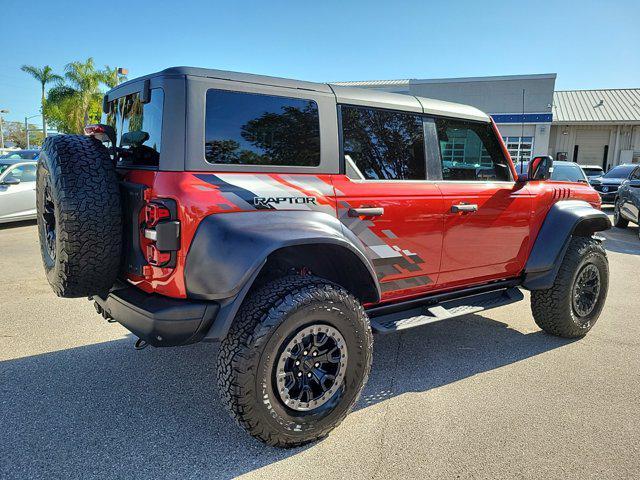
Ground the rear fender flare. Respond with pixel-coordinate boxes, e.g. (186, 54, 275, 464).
(184, 210, 380, 341)
(523, 200, 611, 290)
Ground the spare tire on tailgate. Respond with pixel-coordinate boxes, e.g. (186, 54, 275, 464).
(37, 135, 122, 298)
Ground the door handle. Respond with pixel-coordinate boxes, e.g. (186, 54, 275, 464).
(451, 203, 478, 213)
(348, 207, 384, 217)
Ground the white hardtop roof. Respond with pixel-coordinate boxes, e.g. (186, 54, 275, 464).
(329, 84, 489, 122)
(119, 67, 491, 123)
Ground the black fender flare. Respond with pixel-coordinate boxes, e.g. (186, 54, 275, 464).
(184, 210, 381, 341)
(523, 200, 611, 290)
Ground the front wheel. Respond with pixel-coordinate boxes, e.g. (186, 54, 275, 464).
(531, 237, 608, 338)
(613, 200, 629, 228)
(216, 275, 373, 447)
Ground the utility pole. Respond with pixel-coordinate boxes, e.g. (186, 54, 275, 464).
(24, 114, 41, 149)
(0, 109, 8, 150)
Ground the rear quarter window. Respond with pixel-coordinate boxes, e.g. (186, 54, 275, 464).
(204, 89, 320, 167)
(104, 88, 164, 168)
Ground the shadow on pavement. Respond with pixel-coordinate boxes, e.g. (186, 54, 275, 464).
(0, 313, 573, 479)
(0, 219, 37, 231)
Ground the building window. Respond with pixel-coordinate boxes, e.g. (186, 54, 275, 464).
(502, 136, 533, 162)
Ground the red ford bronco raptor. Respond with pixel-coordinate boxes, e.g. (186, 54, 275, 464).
(36, 67, 610, 447)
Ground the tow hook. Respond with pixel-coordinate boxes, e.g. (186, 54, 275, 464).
(134, 338, 149, 350)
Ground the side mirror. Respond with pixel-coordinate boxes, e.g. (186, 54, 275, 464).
(629, 179, 640, 188)
(2, 177, 21, 186)
(528, 155, 554, 181)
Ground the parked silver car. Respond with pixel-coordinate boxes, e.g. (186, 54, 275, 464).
(0, 159, 38, 223)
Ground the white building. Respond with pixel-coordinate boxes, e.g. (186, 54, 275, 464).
(333, 74, 640, 170)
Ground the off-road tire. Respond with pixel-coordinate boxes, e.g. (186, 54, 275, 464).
(216, 275, 373, 447)
(613, 200, 628, 228)
(531, 237, 608, 338)
(36, 135, 122, 298)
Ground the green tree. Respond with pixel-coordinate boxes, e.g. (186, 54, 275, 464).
(43, 58, 115, 134)
(64, 58, 105, 128)
(101, 66, 128, 89)
(20, 65, 63, 138)
(1, 121, 44, 149)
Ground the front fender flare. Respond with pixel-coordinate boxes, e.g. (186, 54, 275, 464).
(523, 200, 611, 290)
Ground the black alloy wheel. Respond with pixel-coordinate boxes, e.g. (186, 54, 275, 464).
(275, 324, 348, 412)
(571, 263, 601, 318)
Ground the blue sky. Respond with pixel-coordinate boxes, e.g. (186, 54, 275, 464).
(1, 0, 639, 123)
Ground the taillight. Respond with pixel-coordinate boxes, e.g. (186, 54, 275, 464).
(146, 244, 172, 266)
(141, 199, 180, 269)
(144, 203, 171, 227)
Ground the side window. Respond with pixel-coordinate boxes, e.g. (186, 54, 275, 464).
(4, 164, 35, 182)
(205, 89, 320, 167)
(341, 105, 426, 180)
(435, 118, 511, 181)
(21, 164, 36, 182)
(631, 168, 640, 180)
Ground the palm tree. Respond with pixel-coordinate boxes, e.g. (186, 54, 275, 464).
(63, 58, 105, 128)
(101, 66, 128, 89)
(20, 65, 63, 138)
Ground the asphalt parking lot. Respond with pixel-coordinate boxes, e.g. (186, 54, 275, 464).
(1, 211, 639, 480)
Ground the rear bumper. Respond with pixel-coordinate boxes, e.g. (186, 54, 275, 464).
(93, 284, 219, 347)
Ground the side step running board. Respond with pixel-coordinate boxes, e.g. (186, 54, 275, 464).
(369, 287, 524, 333)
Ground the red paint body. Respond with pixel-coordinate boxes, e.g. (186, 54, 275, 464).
(122, 126, 601, 305)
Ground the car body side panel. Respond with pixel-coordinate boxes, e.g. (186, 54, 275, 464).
(121, 170, 341, 299)
(331, 175, 445, 301)
(0, 163, 37, 223)
(435, 181, 534, 289)
(618, 172, 640, 223)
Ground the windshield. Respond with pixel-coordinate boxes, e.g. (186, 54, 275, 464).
(603, 165, 635, 179)
(103, 88, 164, 167)
(551, 164, 587, 182)
(0, 163, 12, 175)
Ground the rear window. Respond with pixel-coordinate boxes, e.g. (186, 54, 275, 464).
(582, 167, 603, 176)
(205, 89, 320, 167)
(104, 88, 164, 167)
(551, 163, 587, 182)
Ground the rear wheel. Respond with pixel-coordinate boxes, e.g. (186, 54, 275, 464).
(613, 200, 628, 228)
(216, 275, 372, 447)
(531, 237, 608, 338)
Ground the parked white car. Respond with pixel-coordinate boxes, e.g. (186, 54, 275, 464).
(0, 158, 38, 224)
